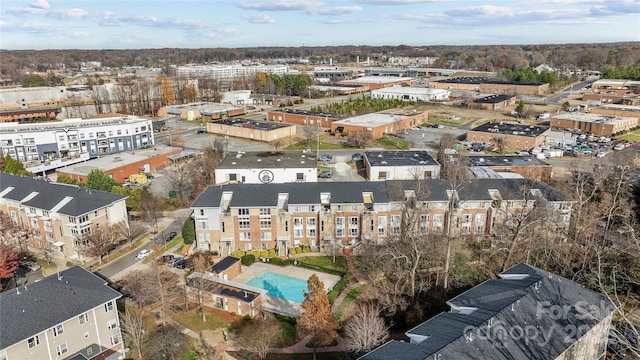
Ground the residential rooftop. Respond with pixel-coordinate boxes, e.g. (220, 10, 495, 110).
(360, 263, 614, 360)
(211, 256, 241, 275)
(209, 118, 293, 130)
(0, 115, 151, 134)
(0, 266, 122, 349)
(217, 151, 318, 169)
(365, 151, 439, 167)
(186, 273, 266, 303)
(470, 122, 550, 137)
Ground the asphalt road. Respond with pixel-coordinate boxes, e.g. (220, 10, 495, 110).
(545, 80, 595, 104)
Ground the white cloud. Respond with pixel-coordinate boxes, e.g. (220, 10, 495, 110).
(243, 14, 276, 23)
(236, 0, 323, 11)
(353, 0, 444, 4)
(30, 0, 50, 9)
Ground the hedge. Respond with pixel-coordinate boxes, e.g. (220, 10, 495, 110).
(241, 254, 255, 266)
(182, 217, 195, 244)
(233, 250, 245, 258)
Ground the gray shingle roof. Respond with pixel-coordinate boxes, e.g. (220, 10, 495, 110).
(0, 266, 122, 349)
(359, 263, 615, 360)
(191, 179, 566, 208)
(0, 172, 126, 216)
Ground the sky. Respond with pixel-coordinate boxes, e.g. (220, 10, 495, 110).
(1, 0, 639, 50)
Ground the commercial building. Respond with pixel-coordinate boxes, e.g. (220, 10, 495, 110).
(0, 172, 129, 258)
(338, 76, 413, 91)
(214, 151, 319, 185)
(56, 144, 184, 184)
(190, 179, 571, 256)
(206, 118, 296, 143)
(330, 109, 428, 140)
(586, 104, 640, 122)
(0, 115, 155, 173)
(466, 155, 553, 182)
(583, 80, 640, 105)
(364, 151, 440, 181)
(550, 113, 638, 136)
(473, 94, 517, 111)
(466, 122, 551, 150)
(371, 85, 450, 102)
(175, 64, 290, 79)
(267, 109, 345, 128)
(157, 102, 244, 121)
(0, 266, 125, 360)
(360, 263, 614, 360)
(429, 77, 549, 96)
(312, 69, 354, 83)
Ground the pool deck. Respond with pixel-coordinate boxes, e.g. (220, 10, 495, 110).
(232, 262, 342, 317)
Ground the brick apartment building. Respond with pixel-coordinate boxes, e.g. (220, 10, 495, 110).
(550, 112, 638, 136)
(467, 122, 550, 150)
(0, 172, 129, 259)
(190, 179, 572, 257)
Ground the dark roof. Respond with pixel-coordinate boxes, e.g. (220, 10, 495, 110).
(359, 263, 614, 360)
(212, 256, 240, 274)
(210, 118, 293, 130)
(466, 155, 550, 167)
(217, 151, 318, 169)
(268, 108, 343, 120)
(191, 179, 566, 208)
(0, 266, 122, 349)
(470, 122, 550, 138)
(0, 172, 127, 216)
(186, 276, 261, 303)
(365, 151, 439, 167)
(474, 94, 515, 104)
(436, 77, 546, 86)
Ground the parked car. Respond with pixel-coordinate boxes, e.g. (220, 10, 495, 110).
(596, 151, 607, 158)
(196, 129, 206, 134)
(170, 257, 184, 266)
(165, 231, 178, 242)
(173, 258, 187, 269)
(351, 152, 364, 161)
(136, 249, 154, 259)
(158, 254, 175, 264)
(614, 143, 626, 151)
(129, 214, 141, 221)
(319, 153, 332, 161)
(318, 170, 332, 178)
(20, 261, 40, 272)
(411, 126, 421, 131)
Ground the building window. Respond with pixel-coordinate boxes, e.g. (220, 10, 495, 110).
(239, 232, 251, 241)
(260, 232, 272, 241)
(335, 217, 345, 237)
(221, 222, 225, 232)
(200, 209, 205, 216)
(348, 217, 358, 237)
(79, 313, 89, 324)
(28, 336, 40, 348)
(87, 347, 93, 356)
(462, 214, 472, 223)
(53, 324, 64, 336)
(238, 208, 249, 216)
(391, 215, 401, 235)
(259, 208, 271, 215)
(420, 214, 430, 233)
(306, 217, 316, 227)
(433, 214, 444, 233)
(238, 219, 250, 229)
(110, 336, 120, 346)
(105, 301, 114, 312)
(260, 218, 271, 229)
(107, 318, 118, 330)
(296, 173, 304, 180)
(56, 343, 68, 356)
(378, 216, 387, 236)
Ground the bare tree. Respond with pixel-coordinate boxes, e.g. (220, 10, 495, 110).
(77, 227, 118, 264)
(271, 139, 284, 151)
(121, 269, 160, 309)
(344, 304, 389, 355)
(145, 324, 189, 360)
(301, 124, 322, 149)
(348, 130, 373, 148)
(120, 307, 147, 359)
(188, 253, 215, 322)
(140, 190, 162, 233)
(234, 316, 281, 360)
(113, 220, 147, 248)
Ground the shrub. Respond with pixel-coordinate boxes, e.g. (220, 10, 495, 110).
(270, 257, 284, 265)
(302, 246, 310, 253)
(267, 249, 276, 257)
(295, 247, 303, 254)
(233, 250, 245, 258)
(260, 250, 269, 258)
(241, 254, 255, 266)
(182, 218, 195, 244)
(288, 248, 296, 255)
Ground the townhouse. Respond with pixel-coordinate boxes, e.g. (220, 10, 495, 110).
(360, 263, 614, 360)
(190, 179, 571, 256)
(0, 266, 125, 360)
(0, 172, 128, 259)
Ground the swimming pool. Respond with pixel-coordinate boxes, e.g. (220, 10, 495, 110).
(246, 271, 308, 303)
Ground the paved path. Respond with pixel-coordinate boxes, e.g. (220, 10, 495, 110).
(269, 334, 347, 354)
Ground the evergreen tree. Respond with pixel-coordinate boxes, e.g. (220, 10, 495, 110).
(85, 169, 117, 192)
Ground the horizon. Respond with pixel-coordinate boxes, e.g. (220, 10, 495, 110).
(1, 0, 639, 50)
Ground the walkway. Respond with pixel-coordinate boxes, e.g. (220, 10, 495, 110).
(269, 334, 347, 354)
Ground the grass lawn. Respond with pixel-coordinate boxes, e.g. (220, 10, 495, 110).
(334, 284, 367, 322)
(374, 137, 410, 150)
(172, 307, 237, 333)
(296, 256, 348, 275)
(285, 140, 357, 151)
(616, 129, 640, 141)
(426, 117, 468, 126)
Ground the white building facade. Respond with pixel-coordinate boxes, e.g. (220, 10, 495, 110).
(371, 85, 450, 102)
(214, 151, 318, 185)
